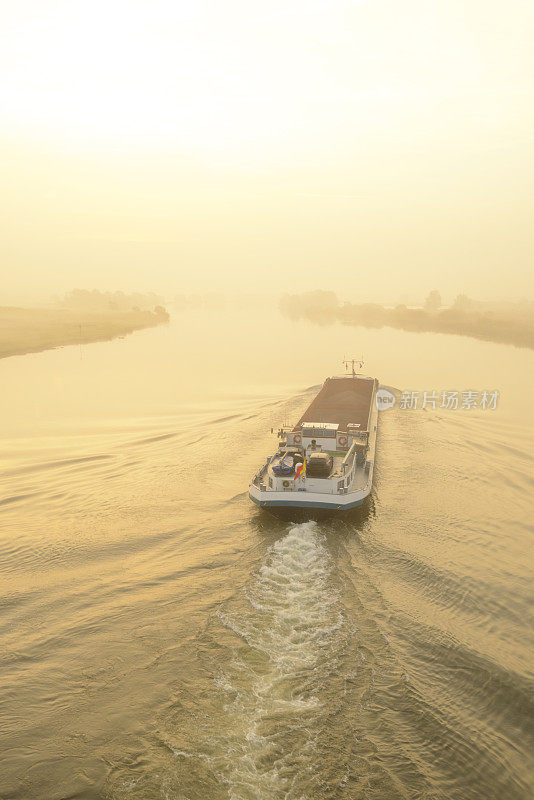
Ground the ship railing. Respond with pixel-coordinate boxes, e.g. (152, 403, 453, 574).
(252, 457, 272, 486)
(340, 443, 357, 474)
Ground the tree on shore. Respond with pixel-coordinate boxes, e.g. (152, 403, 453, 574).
(424, 290, 442, 312)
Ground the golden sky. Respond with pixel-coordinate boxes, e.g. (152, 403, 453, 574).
(1, 0, 533, 302)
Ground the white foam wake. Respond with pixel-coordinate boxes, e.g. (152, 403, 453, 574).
(212, 521, 345, 800)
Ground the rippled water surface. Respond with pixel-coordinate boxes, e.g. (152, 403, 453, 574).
(1, 307, 533, 800)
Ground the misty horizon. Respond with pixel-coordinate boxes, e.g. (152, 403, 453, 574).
(2, 1, 533, 304)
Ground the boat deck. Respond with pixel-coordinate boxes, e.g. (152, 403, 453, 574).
(267, 452, 346, 481)
(294, 376, 376, 432)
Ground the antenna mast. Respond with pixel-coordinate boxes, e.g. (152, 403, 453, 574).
(342, 356, 364, 377)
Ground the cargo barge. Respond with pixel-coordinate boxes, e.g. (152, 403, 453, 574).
(249, 371, 378, 511)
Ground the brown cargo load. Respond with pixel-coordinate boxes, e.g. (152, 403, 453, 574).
(294, 376, 376, 433)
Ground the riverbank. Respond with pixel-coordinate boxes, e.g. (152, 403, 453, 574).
(279, 292, 534, 350)
(0, 306, 170, 359)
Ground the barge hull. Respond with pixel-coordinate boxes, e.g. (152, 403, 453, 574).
(250, 375, 378, 512)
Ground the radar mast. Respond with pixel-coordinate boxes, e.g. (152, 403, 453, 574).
(342, 356, 364, 377)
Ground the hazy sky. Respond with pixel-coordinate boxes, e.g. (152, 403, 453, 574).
(2, 0, 533, 303)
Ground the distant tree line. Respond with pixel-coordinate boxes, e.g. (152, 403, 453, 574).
(279, 290, 534, 350)
(56, 289, 168, 318)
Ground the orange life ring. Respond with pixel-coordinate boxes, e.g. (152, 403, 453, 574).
(293, 433, 302, 444)
(338, 435, 348, 447)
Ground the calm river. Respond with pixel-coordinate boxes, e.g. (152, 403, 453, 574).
(1, 305, 533, 799)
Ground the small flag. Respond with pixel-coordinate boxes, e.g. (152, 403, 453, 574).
(294, 455, 306, 480)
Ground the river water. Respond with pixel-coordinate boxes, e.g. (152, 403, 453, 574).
(1, 306, 533, 800)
